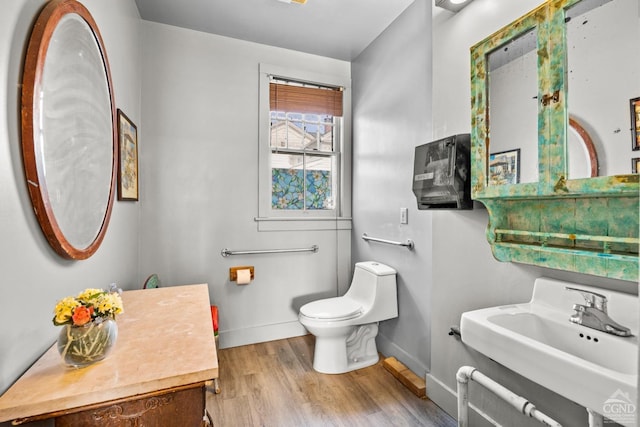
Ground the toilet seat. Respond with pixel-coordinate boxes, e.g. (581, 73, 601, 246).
(300, 298, 362, 321)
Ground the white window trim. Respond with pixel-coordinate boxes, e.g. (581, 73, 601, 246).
(257, 63, 352, 231)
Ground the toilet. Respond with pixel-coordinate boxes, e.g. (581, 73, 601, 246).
(298, 261, 398, 374)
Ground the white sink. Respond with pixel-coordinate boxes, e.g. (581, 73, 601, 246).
(461, 277, 638, 426)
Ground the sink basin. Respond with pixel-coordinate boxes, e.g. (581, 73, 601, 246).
(461, 277, 638, 426)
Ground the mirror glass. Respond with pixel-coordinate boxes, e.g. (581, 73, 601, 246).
(22, 1, 116, 260)
(487, 28, 539, 185)
(41, 14, 113, 249)
(565, 0, 640, 176)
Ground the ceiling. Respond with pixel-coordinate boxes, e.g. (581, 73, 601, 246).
(134, 0, 416, 61)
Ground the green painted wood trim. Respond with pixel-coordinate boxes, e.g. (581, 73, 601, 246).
(478, 194, 639, 281)
(495, 229, 640, 245)
(543, 1, 565, 193)
(492, 242, 639, 281)
(476, 174, 639, 200)
(470, 0, 640, 283)
(470, 3, 547, 199)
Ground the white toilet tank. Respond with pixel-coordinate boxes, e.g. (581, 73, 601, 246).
(345, 261, 398, 322)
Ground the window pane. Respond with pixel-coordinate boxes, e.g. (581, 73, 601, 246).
(305, 155, 333, 210)
(271, 153, 333, 210)
(272, 153, 304, 210)
(270, 112, 334, 153)
(270, 118, 287, 149)
(305, 114, 334, 153)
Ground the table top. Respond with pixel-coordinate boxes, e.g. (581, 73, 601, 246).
(0, 284, 218, 423)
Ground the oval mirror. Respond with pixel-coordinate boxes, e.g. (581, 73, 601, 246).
(568, 116, 598, 179)
(22, 0, 116, 260)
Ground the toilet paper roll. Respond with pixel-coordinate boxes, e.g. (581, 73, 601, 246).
(236, 268, 252, 285)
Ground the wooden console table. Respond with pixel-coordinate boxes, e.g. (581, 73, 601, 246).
(0, 284, 218, 426)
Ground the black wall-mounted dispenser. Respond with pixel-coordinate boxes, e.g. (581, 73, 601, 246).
(412, 134, 472, 210)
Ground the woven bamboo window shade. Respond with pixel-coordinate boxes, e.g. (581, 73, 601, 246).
(270, 82, 343, 117)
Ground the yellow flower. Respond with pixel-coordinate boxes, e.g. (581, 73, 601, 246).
(95, 292, 124, 317)
(76, 288, 104, 304)
(53, 297, 81, 325)
(53, 287, 124, 326)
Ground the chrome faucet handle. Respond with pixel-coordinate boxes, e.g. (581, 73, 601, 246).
(572, 303, 586, 312)
(566, 287, 608, 313)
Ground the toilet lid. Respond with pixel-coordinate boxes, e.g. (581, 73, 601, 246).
(300, 298, 362, 321)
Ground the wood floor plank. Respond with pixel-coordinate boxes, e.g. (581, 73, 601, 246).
(207, 335, 456, 426)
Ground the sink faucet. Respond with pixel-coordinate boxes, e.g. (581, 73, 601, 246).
(566, 287, 632, 337)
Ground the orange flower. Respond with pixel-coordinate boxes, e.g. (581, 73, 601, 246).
(71, 306, 94, 326)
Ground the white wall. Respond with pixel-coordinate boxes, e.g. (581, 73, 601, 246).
(351, 0, 434, 376)
(0, 0, 141, 397)
(139, 22, 352, 348)
(429, 1, 637, 426)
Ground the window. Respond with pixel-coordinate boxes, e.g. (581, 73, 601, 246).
(258, 64, 351, 229)
(270, 80, 342, 211)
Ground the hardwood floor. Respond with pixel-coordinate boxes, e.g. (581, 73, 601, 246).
(207, 335, 456, 427)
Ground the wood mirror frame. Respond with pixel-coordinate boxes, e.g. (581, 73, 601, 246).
(21, 0, 116, 260)
(569, 116, 598, 178)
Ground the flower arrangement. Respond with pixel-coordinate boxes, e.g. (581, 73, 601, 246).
(53, 285, 124, 367)
(53, 287, 124, 327)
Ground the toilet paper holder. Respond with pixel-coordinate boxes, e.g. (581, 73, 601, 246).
(229, 266, 255, 282)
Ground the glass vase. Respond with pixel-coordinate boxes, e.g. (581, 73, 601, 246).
(57, 318, 118, 368)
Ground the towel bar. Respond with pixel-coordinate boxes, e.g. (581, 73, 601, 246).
(362, 233, 414, 250)
(221, 245, 319, 257)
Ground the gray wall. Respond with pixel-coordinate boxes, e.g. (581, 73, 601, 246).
(1, 1, 637, 426)
(0, 0, 141, 396)
(139, 21, 353, 348)
(354, 0, 637, 426)
(352, 0, 434, 375)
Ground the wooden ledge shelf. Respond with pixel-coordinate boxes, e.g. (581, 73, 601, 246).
(495, 229, 640, 246)
(479, 194, 639, 281)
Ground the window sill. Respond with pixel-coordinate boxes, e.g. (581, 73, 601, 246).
(255, 216, 352, 232)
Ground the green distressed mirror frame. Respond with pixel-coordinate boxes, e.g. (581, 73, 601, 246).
(470, 0, 639, 281)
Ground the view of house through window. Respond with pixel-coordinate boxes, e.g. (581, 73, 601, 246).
(269, 79, 343, 211)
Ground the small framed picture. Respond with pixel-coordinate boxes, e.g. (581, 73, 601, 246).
(632, 158, 640, 174)
(489, 149, 520, 186)
(117, 109, 139, 201)
(631, 97, 640, 151)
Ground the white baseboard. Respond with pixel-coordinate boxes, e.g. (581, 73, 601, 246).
(218, 320, 308, 349)
(426, 373, 498, 427)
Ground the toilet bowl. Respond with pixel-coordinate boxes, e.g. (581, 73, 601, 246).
(298, 261, 398, 374)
